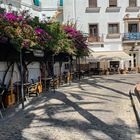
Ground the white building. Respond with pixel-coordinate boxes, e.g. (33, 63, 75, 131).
(63, 0, 140, 72)
(0, 0, 63, 21)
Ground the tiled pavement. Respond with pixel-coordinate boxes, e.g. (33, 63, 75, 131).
(0, 74, 140, 140)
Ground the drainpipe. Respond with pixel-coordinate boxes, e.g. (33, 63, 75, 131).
(73, 0, 76, 27)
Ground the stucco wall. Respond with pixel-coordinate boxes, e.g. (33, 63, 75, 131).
(63, 0, 140, 52)
(0, 0, 59, 20)
(27, 62, 41, 82)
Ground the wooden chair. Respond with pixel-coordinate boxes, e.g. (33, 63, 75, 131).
(27, 83, 38, 97)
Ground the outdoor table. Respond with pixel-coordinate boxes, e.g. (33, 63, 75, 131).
(41, 77, 52, 91)
(14, 82, 31, 102)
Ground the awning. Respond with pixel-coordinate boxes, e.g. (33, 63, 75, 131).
(87, 51, 133, 62)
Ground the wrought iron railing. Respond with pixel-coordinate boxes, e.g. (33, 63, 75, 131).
(123, 32, 140, 41)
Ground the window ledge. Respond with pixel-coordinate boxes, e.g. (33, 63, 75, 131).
(106, 7, 121, 12)
(88, 44, 104, 47)
(107, 34, 120, 39)
(126, 7, 139, 12)
(86, 7, 100, 13)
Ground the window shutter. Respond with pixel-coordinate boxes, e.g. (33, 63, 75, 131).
(129, 0, 137, 7)
(33, 0, 40, 6)
(60, 0, 63, 6)
(109, 0, 117, 7)
(89, 0, 97, 8)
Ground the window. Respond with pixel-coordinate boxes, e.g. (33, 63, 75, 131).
(89, 24, 98, 36)
(109, 0, 117, 7)
(108, 23, 119, 34)
(89, 0, 97, 8)
(129, 0, 137, 7)
(128, 23, 138, 32)
(33, 0, 40, 6)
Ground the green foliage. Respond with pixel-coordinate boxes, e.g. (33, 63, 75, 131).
(0, 8, 88, 57)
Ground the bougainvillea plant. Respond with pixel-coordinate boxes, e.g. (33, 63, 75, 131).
(0, 7, 88, 56)
(63, 25, 88, 56)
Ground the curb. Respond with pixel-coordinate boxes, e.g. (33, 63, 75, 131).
(130, 89, 140, 128)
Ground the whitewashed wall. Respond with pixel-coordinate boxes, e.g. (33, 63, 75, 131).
(0, 62, 41, 85)
(0, 0, 60, 20)
(0, 62, 20, 85)
(27, 62, 41, 82)
(63, 0, 140, 52)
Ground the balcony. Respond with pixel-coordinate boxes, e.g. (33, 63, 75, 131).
(123, 32, 140, 43)
(88, 34, 104, 44)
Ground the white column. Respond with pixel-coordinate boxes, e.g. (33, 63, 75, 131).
(120, 60, 124, 69)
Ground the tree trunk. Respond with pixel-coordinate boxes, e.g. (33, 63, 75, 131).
(2, 62, 13, 86)
(59, 61, 62, 85)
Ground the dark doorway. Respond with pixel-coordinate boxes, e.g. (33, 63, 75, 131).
(110, 61, 119, 72)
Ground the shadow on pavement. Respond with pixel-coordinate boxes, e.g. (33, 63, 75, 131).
(44, 91, 135, 140)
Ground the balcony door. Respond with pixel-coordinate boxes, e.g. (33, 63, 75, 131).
(89, 24, 99, 42)
(89, 24, 98, 36)
(128, 23, 138, 32)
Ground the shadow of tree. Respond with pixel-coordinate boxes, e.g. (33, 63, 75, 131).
(44, 91, 136, 140)
(78, 91, 128, 100)
(81, 79, 130, 98)
(0, 110, 35, 140)
(0, 75, 138, 140)
(0, 95, 51, 140)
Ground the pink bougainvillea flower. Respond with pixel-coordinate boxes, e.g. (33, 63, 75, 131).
(17, 16, 23, 21)
(5, 13, 17, 21)
(35, 28, 45, 34)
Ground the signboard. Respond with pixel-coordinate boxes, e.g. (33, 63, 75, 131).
(33, 49, 44, 57)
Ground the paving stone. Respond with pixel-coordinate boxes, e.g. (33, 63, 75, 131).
(0, 74, 140, 140)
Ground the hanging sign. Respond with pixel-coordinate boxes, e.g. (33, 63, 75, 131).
(33, 49, 44, 57)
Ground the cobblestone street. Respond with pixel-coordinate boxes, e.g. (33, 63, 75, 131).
(0, 74, 140, 140)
